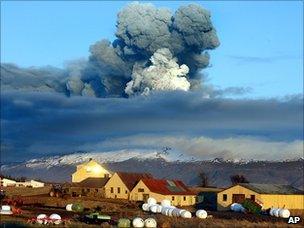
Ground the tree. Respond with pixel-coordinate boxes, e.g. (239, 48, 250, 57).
(230, 174, 249, 185)
(198, 171, 209, 187)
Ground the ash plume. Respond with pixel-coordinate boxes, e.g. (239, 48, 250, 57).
(1, 2, 219, 98)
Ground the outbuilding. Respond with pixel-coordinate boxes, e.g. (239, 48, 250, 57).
(217, 183, 304, 211)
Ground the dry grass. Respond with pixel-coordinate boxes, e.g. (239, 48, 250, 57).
(1, 188, 303, 227)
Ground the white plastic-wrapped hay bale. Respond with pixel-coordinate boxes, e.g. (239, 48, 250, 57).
(132, 217, 144, 228)
(167, 208, 175, 217)
(161, 199, 171, 207)
(36, 214, 48, 224)
(66, 204, 73, 211)
(161, 207, 170, 215)
(147, 197, 157, 205)
(180, 210, 192, 218)
(269, 208, 277, 216)
(279, 209, 290, 218)
(196, 210, 208, 219)
(230, 203, 245, 212)
(144, 218, 157, 228)
(273, 208, 280, 217)
(178, 209, 186, 216)
(156, 205, 163, 213)
(142, 203, 150, 212)
(172, 208, 181, 217)
(149, 204, 158, 213)
(49, 213, 61, 225)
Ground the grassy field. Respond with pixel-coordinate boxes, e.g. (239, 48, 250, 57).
(1, 187, 303, 227)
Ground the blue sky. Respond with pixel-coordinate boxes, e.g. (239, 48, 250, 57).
(1, 1, 303, 98)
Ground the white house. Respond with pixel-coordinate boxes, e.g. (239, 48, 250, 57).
(0, 177, 45, 188)
(0, 178, 17, 187)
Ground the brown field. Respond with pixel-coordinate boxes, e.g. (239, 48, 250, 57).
(1, 187, 303, 227)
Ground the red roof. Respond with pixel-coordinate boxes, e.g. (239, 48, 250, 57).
(117, 172, 153, 191)
(141, 178, 196, 195)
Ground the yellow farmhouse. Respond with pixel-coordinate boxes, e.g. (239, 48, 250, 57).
(130, 178, 196, 206)
(72, 159, 111, 183)
(104, 172, 153, 199)
(217, 183, 304, 211)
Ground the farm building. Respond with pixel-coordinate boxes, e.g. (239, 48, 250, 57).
(217, 183, 304, 211)
(190, 187, 223, 211)
(0, 178, 17, 187)
(72, 159, 111, 183)
(104, 172, 153, 199)
(0, 177, 45, 188)
(63, 177, 110, 197)
(130, 178, 196, 206)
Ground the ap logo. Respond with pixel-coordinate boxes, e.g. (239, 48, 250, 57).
(287, 216, 301, 224)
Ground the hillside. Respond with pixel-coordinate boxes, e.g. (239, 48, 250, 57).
(1, 151, 303, 190)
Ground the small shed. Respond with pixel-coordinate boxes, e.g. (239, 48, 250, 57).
(217, 183, 304, 211)
(190, 187, 223, 210)
(63, 177, 109, 197)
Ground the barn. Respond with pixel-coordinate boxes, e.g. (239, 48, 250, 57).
(130, 178, 196, 206)
(62, 177, 110, 197)
(217, 183, 304, 211)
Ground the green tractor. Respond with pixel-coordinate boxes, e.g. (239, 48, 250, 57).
(80, 212, 115, 225)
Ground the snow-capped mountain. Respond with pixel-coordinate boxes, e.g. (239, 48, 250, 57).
(1, 151, 303, 190)
(22, 149, 199, 169)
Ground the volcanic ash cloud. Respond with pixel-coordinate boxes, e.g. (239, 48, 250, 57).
(125, 48, 190, 96)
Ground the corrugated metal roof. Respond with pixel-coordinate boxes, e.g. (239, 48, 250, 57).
(239, 183, 304, 195)
(142, 178, 196, 195)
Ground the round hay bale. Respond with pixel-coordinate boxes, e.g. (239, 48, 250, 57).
(161, 199, 171, 207)
(36, 214, 47, 225)
(269, 208, 277, 216)
(49, 213, 61, 225)
(156, 205, 162, 213)
(273, 208, 280, 217)
(179, 209, 186, 216)
(144, 218, 157, 228)
(142, 203, 150, 212)
(181, 210, 192, 218)
(66, 204, 73, 211)
(196, 210, 208, 219)
(117, 218, 131, 227)
(147, 197, 157, 205)
(132, 217, 144, 228)
(279, 209, 290, 218)
(149, 204, 158, 213)
(72, 203, 84, 213)
(172, 208, 180, 217)
(168, 208, 175, 217)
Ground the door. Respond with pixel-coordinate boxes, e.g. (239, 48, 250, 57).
(143, 194, 149, 202)
(232, 194, 245, 203)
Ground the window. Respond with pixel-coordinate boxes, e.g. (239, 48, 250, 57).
(125, 190, 128, 194)
(95, 189, 98, 193)
(183, 196, 186, 201)
(250, 195, 255, 201)
(87, 188, 90, 192)
(138, 188, 144, 192)
(172, 196, 175, 201)
(223, 194, 227, 201)
(110, 187, 114, 193)
(118, 187, 121, 194)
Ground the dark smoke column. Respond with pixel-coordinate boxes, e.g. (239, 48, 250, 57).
(78, 2, 220, 97)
